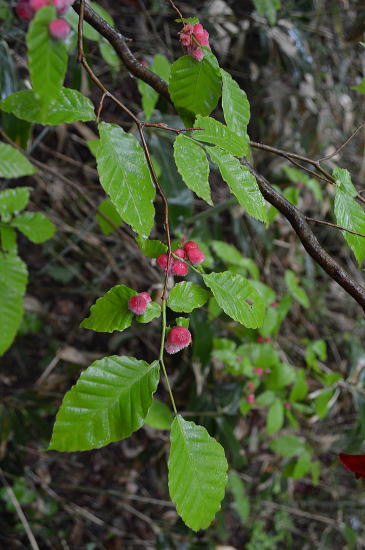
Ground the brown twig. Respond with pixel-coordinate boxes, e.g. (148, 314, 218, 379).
(318, 122, 365, 162)
(305, 216, 365, 238)
(241, 159, 365, 313)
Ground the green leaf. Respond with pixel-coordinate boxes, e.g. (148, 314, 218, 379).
(0, 252, 28, 356)
(137, 54, 171, 120)
(136, 301, 161, 323)
(202, 271, 265, 329)
(168, 281, 209, 313)
(221, 69, 250, 138)
(96, 122, 155, 236)
(253, 0, 281, 25)
(80, 285, 136, 332)
(269, 434, 305, 458)
(26, 6, 68, 103)
(314, 389, 334, 419)
(136, 236, 167, 258)
(49, 356, 160, 451)
(0, 143, 35, 178)
(284, 270, 309, 308)
(144, 399, 173, 430)
(266, 399, 284, 435)
(96, 198, 122, 235)
(333, 167, 356, 196)
(265, 362, 295, 389)
(0, 227, 17, 252)
(168, 415, 228, 531)
(289, 369, 308, 402)
(290, 451, 312, 480)
(12, 212, 55, 243)
(228, 471, 250, 522)
(0, 89, 96, 125)
(0, 187, 30, 215)
(194, 117, 249, 157)
(175, 317, 190, 328)
(207, 146, 267, 222)
(334, 187, 365, 265)
(169, 54, 221, 118)
(174, 135, 212, 205)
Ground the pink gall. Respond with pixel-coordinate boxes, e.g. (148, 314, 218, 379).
(52, 0, 74, 15)
(128, 295, 148, 315)
(49, 18, 70, 39)
(247, 394, 255, 405)
(172, 261, 188, 277)
(253, 367, 264, 376)
(187, 248, 205, 265)
(173, 248, 186, 259)
(30, 0, 49, 10)
(139, 292, 152, 303)
(183, 240, 198, 252)
(168, 326, 192, 348)
(156, 253, 174, 273)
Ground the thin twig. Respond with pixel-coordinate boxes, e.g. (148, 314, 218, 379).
(166, 0, 184, 21)
(0, 468, 40, 550)
(306, 216, 365, 238)
(318, 122, 365, 162)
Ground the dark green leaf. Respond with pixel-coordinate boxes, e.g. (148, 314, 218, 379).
(169, 54, 221, 118)
(221, 69, 250, 138)
(174, 134, 212, 205)
(0, 89, 96, 125)
(96, 122, 155, 236)
(203, 271, 265, 328)
(195, 117, 249, 157)
(26, 6, 67, 103)
(80, 285, 136, 332)
(207, 146, 267, 222)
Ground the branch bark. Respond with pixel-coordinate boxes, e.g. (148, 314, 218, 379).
(241, 159, 365, 312)
(72, 1, 365, 312)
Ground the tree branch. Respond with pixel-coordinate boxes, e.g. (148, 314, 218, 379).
(72, 0, 170, 102)
(241, 159, 365, 313)
(72, 1, 365, 312)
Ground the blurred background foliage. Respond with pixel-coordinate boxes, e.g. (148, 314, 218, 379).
(1, 0, 365, 548)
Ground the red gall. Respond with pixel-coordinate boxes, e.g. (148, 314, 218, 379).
(173, 248, 186, 259)
(253, 367, 264, 376)
(156, 253, 174, 273)
(179, 22, 210, 62)
(139, 292, 152, 303)
(165, 326, 192, 354)
(128, 295, 147, 315)
(187, 248, 205, 265)
(183, 240, 198, 252)
(172, 261, 188, 277)
(30, 0, 48, 10)
(247, 394, 255, 405)
(257, 336, 271, 344)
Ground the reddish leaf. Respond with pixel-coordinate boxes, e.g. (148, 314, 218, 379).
(339, 453, 365, 479)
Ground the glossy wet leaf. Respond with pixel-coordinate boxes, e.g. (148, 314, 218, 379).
(49, 356, 160, 451)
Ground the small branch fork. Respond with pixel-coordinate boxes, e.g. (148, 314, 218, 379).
(71, 0, 365, 313)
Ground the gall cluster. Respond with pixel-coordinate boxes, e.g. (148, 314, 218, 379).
(179, 23, 210, 62)
(156, 240, 205, 277)
(16, 0, 73, 39)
